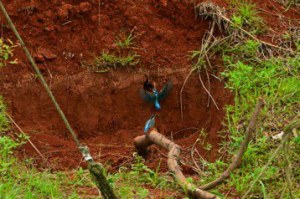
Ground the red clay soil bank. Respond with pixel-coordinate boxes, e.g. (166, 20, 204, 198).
(0, 0, 297, 172)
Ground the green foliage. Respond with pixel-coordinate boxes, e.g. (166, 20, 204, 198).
(83, 33, 140, 73)
(108, 153, 177, 198)
(204, 38, 299, 197)
(83, 51, 139, 73)
(0, 97, 9, 132)
(231, 14, 243, 28)
(0, 38, 18, 67)
(233, 1, 264, 33)
(190, 2, 264, 71)
(0, 134, 78, 198)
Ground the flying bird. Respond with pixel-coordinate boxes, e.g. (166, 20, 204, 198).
(144, 114, 156, 134)
(140, 78, 172, 110)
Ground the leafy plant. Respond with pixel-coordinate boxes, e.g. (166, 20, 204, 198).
(236, 1, 264, 31)
(0, 38, 18, 67)
(115, 33, 136, 49)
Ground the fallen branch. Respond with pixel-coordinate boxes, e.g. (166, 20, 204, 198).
(134, 129, 219, 199)
(200, 99, 264, 190)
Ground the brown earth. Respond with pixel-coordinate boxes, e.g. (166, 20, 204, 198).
(0, 0, 298, 193)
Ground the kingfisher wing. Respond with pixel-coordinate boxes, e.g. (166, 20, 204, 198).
(158, 80, 172, 101)
(140, 88, 156, 103)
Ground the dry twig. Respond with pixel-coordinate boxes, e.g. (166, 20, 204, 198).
(198, 72, 219, 110)
(5, 112, 54, 170)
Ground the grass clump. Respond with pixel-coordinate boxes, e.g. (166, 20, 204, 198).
(84, 51, 140, 73)
(115, 33, 136, 49)
(83, 33, 140, 73)
(229, 0, 264, 34)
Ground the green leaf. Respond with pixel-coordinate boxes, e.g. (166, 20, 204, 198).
(4, 53, 8, 60)
(259, 180, 267, 199)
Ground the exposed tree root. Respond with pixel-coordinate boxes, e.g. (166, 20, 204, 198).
(134, 129, 219, 199)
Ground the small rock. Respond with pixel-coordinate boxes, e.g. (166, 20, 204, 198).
(79, 2, 92, 13)
(161, 0, 168, 6)
(141, 41, 150, 48)
(38, 48, 57, 60)
(58, 3, 73, 18)
(34, 53, 45, 62)
(44, 10, 53, 18)
(166, 30, 173, 35)
(91, 15, 98, 22)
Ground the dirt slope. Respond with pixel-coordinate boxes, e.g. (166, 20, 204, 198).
(1, 0, 297, 172)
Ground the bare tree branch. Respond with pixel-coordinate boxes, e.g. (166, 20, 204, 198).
(134, 129, 219, 199)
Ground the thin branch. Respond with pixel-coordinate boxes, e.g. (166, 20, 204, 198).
(200, 99, 264, 190)
(204, 54, 211, 107)
(5, 112, 54, 170)
(283, 131, 294, 199)
(98, 0, 101, 27)
(191, 138, 207, 176)
(180, 21, 217, 120)
(180, 69, 193, 121)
